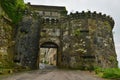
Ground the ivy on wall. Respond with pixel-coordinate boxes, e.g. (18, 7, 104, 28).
(0, 0, 26, 24)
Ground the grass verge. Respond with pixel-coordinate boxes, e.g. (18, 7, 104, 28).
(95, 67, 120, 79)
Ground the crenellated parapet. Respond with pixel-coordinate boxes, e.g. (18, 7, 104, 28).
(67, 11, 114, 28)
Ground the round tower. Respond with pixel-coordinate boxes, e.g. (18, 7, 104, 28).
(61, 11, 118, 69)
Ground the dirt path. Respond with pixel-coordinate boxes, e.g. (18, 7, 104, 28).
(0, 69, 106, 80)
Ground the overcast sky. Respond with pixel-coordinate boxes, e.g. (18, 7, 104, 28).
(24, 0, 120, 66)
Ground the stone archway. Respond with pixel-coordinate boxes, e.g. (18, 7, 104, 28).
(38, 42, 59, 69)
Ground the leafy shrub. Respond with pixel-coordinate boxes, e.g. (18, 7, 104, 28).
(0, 0, 26, 24)
(102, 68, 120, 79)
(95, 67, 104, 74)
(95, 67, 120, 79)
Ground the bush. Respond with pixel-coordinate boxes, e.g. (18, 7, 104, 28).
(102, 68, 120, 79)
(95, 67, 104, 74)
(95, 67, 120, 79)
(0, 0, 26, 24)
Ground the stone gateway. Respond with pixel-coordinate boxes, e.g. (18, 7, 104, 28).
(14, 3, 118, 69)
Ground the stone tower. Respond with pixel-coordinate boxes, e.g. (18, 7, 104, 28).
(61, 11, 118, 69)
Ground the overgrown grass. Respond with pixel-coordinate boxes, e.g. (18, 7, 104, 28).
(95, 67, 120, 79)
(0, 56, 30, 75)
(102, 68, 120, 79)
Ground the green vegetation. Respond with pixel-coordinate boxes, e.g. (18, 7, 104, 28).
(95, 67, 120, 79)
(0, 0, 26, 24)
(0, 53, 30, 74)
(74, 29, 81, 36)
(60, 10, 67, 15)
(0, 55, 15, 74)
(0, 58, 30, 74)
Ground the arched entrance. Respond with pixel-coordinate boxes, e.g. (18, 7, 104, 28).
(38, 42, 58, 69)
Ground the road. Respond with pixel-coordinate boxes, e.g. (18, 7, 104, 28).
(0, 65, 106, 80)
(0, 70, 107, 80)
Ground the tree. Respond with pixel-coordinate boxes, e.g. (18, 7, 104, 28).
(0, 0, 26, 24)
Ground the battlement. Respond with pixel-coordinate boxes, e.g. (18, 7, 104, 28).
(67, 11, 114, 28)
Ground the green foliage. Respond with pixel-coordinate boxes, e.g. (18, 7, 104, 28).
(74, 29, 81, 36)
(60, 10, 67, 15)
(102, 68, 120, 79)
(95, 67, 104, 77)
(0, 58, 15, 69)
(0, 0, 26, 24)
(95, 67, 120, 79)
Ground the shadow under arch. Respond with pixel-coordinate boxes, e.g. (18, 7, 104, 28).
(40, 42, 59, 48)
(38, 41, 59, 69)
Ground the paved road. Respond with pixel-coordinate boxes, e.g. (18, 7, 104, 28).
(0, 65, 106, 80)
(0, 69, 106, 80)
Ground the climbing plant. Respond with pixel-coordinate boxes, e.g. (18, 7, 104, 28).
(0, 0, 26, 24)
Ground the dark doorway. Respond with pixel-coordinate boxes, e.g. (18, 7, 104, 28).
(39, 42, 58, 69)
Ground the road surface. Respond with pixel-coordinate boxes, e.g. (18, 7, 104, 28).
(0, 65, 106, 80)
(0, 70, 107, 80)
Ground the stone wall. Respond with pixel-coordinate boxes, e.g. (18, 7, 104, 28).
(15, 15, 40, 69)
(0, 6, 14, 68)
(40, 19, 60, 45)
(60, 11, 118, 69)
(40, 18, 62, 67)
(13, 6, 118, 70)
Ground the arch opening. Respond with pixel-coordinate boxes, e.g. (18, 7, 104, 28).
(38, 42, 58, 69)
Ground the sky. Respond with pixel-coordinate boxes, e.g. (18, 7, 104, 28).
(24, 0, 120, 67)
